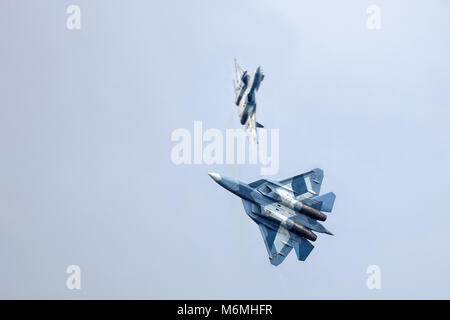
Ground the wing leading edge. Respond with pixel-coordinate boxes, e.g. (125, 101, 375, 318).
(278, 168, 324, 199)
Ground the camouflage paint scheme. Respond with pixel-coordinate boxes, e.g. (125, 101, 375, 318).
(209, 169, 336, 266)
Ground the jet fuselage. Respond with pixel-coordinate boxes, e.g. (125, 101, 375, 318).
(235, 66, 264, 125)
(208, 172, 326, 242)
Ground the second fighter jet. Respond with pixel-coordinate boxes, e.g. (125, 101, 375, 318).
(233, 59, 264, 143)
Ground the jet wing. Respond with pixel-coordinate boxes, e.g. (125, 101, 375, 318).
(234, 58, 244, 80)
(242, 199, 316, 266)
(278, 168, 324, 200)
(258, 224, 293, 266)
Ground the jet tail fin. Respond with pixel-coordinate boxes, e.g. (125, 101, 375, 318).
(256, 122, 264, 128)
(293, 238, 314, 261)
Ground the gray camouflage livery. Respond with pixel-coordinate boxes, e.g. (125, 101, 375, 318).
(233, 59, 264, 143)
(209, 169, 336, 266)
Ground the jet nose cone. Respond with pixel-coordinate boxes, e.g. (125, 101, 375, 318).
(208, 172, 222, 182)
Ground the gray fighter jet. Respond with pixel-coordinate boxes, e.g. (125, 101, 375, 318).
(208, 169, 336, 266)
(233, 59, 264, 143)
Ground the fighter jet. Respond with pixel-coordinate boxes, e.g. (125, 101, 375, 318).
(233, 59, 264, 143)
(208, 169, 336, 266)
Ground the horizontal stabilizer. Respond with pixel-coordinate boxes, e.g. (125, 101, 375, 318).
(256, 122, 264, 128)
(312, 192, 336, 212)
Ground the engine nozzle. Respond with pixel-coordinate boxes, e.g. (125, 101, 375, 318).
(295, 203, 327, 221)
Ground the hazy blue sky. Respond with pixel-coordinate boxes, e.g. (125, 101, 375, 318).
(1, 0, 450, 299)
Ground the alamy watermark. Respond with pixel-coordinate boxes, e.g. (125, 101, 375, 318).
(66, 5, 81, 30)
(366, 5, 381, 30)
(170, 121, 279, 175)
(366, 265, 382, 290)
(66, 265, 81, 290)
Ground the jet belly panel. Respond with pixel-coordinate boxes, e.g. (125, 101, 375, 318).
(263, 203, 317, 241)
(263, 203, 296, 222)
(273, 186, 299, 209)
